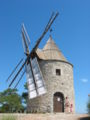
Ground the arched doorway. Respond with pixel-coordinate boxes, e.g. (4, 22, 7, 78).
(53, 92, 64, 112)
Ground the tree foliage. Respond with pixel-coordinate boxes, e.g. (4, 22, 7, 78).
(0, 88, 24, 113)
(22, 83, 28, 106)
(87, 97, 90, 114)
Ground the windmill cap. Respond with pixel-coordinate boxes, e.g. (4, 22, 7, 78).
(36, 36, 67, 62)
(43, 35, 59, 51)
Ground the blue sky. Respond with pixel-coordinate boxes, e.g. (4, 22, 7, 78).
(0, 0, 90, 114)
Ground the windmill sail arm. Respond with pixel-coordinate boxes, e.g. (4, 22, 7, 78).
(8, 54, 31, 87)
(14, 69, 26, 89)
(22, 24, 30, 45)
(6, 58, 23, 82)
(31, 12, 59, 55)
(9, 59, 27, 87)
(22, 30, 29, 54)
(44, 12, 54, 32)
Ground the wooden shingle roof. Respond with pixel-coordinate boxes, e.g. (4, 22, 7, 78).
(36, 36, 67, 62)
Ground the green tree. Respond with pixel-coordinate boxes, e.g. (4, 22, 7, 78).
(22, 83, 28, 110)
(0, 88, 24, 113)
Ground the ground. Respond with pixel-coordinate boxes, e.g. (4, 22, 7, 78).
(0, 113, 89, 120)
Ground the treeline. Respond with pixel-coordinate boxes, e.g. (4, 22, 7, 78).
(0, 83, 28, 113)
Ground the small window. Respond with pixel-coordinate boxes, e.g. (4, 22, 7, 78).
(56, 69, 61, 76)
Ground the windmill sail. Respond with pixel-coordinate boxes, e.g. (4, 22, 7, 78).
(31, 57, 46, 95)
(26, 57, 46, 99)
(7, 12, 59, 96)
(26, 62, 37, 99)
(22, 24, 30, 54)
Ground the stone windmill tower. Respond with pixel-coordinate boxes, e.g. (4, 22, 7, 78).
(27, 36, 75, 113)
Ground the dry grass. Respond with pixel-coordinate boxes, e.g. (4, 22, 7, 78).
(1, 115, 17, 120)
(0, 113, 89, 120)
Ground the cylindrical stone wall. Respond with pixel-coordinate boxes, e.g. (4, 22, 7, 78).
(27, 60, 75, 113)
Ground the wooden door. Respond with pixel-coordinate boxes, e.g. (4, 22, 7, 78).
(54, 92, 64, 112)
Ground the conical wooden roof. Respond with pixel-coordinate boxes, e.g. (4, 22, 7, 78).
(36, 36, 67, 61)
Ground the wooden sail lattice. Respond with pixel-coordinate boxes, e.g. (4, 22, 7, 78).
(26, 57, 46, 99)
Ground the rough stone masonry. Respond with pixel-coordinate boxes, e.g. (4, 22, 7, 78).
(27, 36, 75, 113)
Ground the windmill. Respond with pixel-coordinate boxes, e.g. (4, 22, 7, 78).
(6, 12, 59, 99)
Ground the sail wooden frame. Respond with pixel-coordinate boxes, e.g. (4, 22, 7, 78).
(26, 57, 46, 99)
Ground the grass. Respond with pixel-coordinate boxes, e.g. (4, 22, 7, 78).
(2, 115, 17, 120)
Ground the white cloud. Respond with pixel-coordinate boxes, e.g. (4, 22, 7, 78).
(81, 78, 88, 83)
